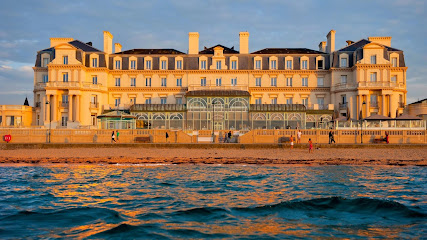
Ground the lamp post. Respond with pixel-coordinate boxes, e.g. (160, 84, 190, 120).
(45, 100, 51, 143)
(360, 101, 366, 144)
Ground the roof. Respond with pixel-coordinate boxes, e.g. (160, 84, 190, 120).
(408, 98, 427, 105)
(97, 111, 136, 119)
(338, 39, 402, 52)
(186, 90, 250, 97)
(251, 48, 325, 54)
(363, 114, 393, 120)
(199, 44, 239, 54)
(68, 40, 102, 52)
(394, 114, 423, 120)
(116, 49, 185, 55)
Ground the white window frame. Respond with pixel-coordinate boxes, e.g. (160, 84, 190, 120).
(63, 56, 68, 65)
(270, 77, 277, 87)
(286, 77, 292, 87)
(160, 98, 167, 104)
(340, 58, 348, 68)
(231, 78, 237, 86)
(270, 60, 277, 70)
(216, 78, 222, 86)
(115, 60, 121, 69)
(301, 60, 308, 70)
(286, 60, 292, 70)
(271, 98, 277, 104)
(92, 76, 97, 84)
(391, 57, 397, 67)
(341, 75, 347, 84)
(255, 60, 261, 70)
(161, 60, 167, 70)
(231, 60, 237, 70)
(43, 75, 48, 83)
(43, 57, 49, 67)
(317, 77, 324, 87)
(115, 98, 121, 107)
(161, 78, 167, 87)
(371, 55, 377, 64)
(145, 98, 151, 104)
(201, 77, 207, 86)
(115, 78, 121, 86)
(302, 77, 308, 87)
(92, 58, 98, 68)
(255, 77, 261, 87)
(146, 60, 152, 70)
(145, 77, 151, 87)
(130, 77, 136, 87)
(130, 60, 137, 70)
(216, 60, 221, 70)
(62, 72, 68, 82)
(176, 78, 182, 87)
(255, 98, 262, 104)
(201, 60, 207, 70)
(176, 60, 183, 70)
(370, 72, 377, 82)
(286, 98, 293, 104)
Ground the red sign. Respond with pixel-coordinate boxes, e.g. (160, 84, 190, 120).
(4, 134, 11, 143)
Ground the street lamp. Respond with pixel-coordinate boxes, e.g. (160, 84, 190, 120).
(360, 101, 366, 144)
(45, 100, 52, 143)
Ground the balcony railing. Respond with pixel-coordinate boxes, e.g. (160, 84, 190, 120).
(358, 82, 404, 88)
(34, 81, 107, 91)
(90, 102, 99, 109)
(188, 84, 248, 91)
(105, 104, 132, 111)
(398, 102, 405, 108)
(339, 102, 348, 110)
(370, 102, 379, 108)
(60, 101, 69, 108)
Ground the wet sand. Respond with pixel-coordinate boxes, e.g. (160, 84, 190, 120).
(0, 147, 426, 166)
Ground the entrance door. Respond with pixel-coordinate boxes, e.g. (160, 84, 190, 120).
(214, 121, 223, 130)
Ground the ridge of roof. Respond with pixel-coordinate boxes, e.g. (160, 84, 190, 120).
(251, 48, 325, 54)
(338, 39, 402, 52)
(199, 44, 239, 54)
(115, 48, 186, 55)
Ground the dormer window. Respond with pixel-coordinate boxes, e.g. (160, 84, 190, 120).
(161, 60, 167, 70)
(176, 60, 182, 70)
(301, 60, 308, 70)
(201, 60, 207, 70)
(43, 57, 49, 67)
(391, 57, 397, 67)
(317, 60, 323, 69)
(286, 59, 293, 70)
(255, 60, 261, 69)
(340, 58, 347, 68)
(63, 56, 68, 65)
(92, 58, 98, 67)
(130, 60, 136, 69)
(115, 60, 121, 69)
(216, 61, 222, 70)
(371, 55, 377, 64)
(270, 60, 277, 70)
(231, 60, 237, 70)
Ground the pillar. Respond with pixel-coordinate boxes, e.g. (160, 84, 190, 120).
(45, 95, 51, 122)
(75, 95, 80, 122)
(41, 95, 46, 123)
(381, 94, 386, 116)
(69, 95, 73, 122)
(53, 94, 58, 121)
(389, 95, 393, 117)
(366, 94, 370, 117)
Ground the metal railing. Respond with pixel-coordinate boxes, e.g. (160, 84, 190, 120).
(339, 102, 347, 109)
(370, 102, 379, 108)
(60, 101, 69, 108)
(90, 102, 99, 108)
(188, 84, 248, 91)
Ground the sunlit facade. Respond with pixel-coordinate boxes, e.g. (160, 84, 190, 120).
(32, 30, 407, 130)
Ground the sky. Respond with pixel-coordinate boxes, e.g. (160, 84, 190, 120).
(0, 0, 426, 106)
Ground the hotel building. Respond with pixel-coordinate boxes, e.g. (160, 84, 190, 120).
(32, 30, 407, 130)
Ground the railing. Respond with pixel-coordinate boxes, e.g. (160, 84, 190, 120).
(35, 102, 41, 108)
(358, 82, 404, 88)
(370, 102, 379, 108)
(188, 84, 248, 91)
(60, 101, 69, 108)
(90, 102, 99, 109)
(334, 83, 356, 90)
(398, 102, 405, 108)
(106, 104, 132, 110)
(35, 81, 107, 91)
(318, 104, 328, 110)
(339, 103, 348, 110)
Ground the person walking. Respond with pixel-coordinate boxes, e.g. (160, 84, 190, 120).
(111, 131, 116, 143)
(297, 130, 302, 144)
(385, 131, 389, 144)
(308, 138, 313, 153)
(227, 131, 232, 143)
(116, 130, 120, 143)
(166, 131, 169, 143)
(290, 135, 294, 149)
(329, 130, 336, 144)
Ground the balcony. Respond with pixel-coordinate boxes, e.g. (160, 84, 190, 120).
(105, 104, 132, 111)
(334, 83, 356, 90)
(188, 84, 248, 91)
(34, 81, 107, 91)
(339, 102, 348, 110)
(35, 102, 41, 108)
(370, 102, 379, 108)
(90, 102, 99, 109)
(398, 102, 405, 108)
(59, 101, 69, 108)
(358, 82, 405, 88)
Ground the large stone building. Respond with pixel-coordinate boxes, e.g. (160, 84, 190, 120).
(32, 30, 407, 130)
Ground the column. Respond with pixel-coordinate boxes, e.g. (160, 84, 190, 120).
(357, 95, 361, 119)
(389, 95, 393, 117)
(41, 95, 46, 123)
(366, 94, 370, 117)
(381, 94, 386, 116)
(75, 95, 80, 122)
(53, 94, 58, 121)
(45, 95, 51, 122)
(69, 95, 73, 122)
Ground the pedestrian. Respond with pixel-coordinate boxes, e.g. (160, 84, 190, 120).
(116, 130, 120, 143)
(297, 130, 302, 144)
(385, 131, 389, 144)
(329, 130, 336, 144)
(166, 131, 169, 143)
(290, 135, 294, 149)
(308, 138, 313, 153)
(111, 130, 116, 143)
(228, 131, 232, 143)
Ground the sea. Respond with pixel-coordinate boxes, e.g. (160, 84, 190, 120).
(0, 164, 425, 239)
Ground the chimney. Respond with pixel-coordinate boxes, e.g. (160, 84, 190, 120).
(103, 31, 113, 54)
(115, 43, 122, 53)
(50, 38, 74, 47)
(188, 32, 199, 54)
(326, 30, 336, 53)
(318, 41, 326, 52)
(239, 32, 249, 54)
(368, 36, 391, 47)
(346, 40, 354, 46)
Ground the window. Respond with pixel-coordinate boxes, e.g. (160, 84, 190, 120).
(43, 57, 49, 67)
(130, 97, 136, 104)
(145, 77, 151, 87)
(317, 60, 324, 69)
(370, 72, 377, 82)
(255, 98, 262, 104)
(161, 60, 167, 70)
(91, 115, 97, 126)
(391, 75, 397, 82)
(270, 77, 277, 86)
(160, 98, 167, 104)
(271, 60, 277, 70)
(231, 78, 237, 86)
(131, 60, 136, 69)
(176, 78, 182, 87)
(317, 97, 324, 105)
(302, 98, 308, 106)
(161, 78, 167, 87)
(91, 95, 97, 104)
(216, 61, 221, 70)
(92, 76, 98, 84)
(201, 78, 206, 86)
(176, 98, 182, 105)
(216, 78, 222, 86)
(62, 95, 69, 103)
(255, 60, 261, 69)
(115, 98, 121, 107)
(286, 98, 293, 104)
(302, 77, 308, 86)
(201, 60, 207, 70)
(286, 77, 292, 87)
(255, 77, 261, 87)
(317, 77, 324, 87)
(145, 98, 151, 104)
(231, 60, 237, 70)
(61, 116, 68, 127)
(371, 55, 377, 64)
(63, 56, 68, 64)
(43, 75, 48, 83)
(62, 73, 68, 82)
(286, 60, 292, 69)
(391, 57, 397, 67)
(370, 95, 378, 105)
(342, 95, 347, 104)
(115, 78, 121, 86)
(302, 60, 308, 69)
(130, 77, 136, 87)
(340, 58, 347, 68)
(271, 98, 277, 104)
(92, 58, 98, 67)
(176, 60, 182, 70)
(341, 75, 347, 84)
(146, 60, 151, 70)
(115, 60, 121, 69)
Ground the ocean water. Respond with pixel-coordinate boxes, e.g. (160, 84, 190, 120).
(0, 164, 425, 239)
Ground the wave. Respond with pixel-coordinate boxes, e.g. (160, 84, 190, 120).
(90, 223, 170, 240)
(233, 197, 427, 218)
(170, 206, 232, 221)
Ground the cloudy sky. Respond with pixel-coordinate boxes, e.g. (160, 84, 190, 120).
(0, 0, 425, 105)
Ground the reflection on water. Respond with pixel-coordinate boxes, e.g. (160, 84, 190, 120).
(0, 165, 425, 239)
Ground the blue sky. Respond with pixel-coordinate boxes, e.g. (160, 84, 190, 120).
(0, 0, 425, 105)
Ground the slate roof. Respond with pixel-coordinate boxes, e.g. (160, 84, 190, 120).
(186, 90, 250, 96)
(408, 98, 427, 105)
(68, 40, 102, 52)
(199, 44, 239, 54)
(338, 39, 402, 52)
(251, 48, 325, 54)
(116, 49, 185, 55)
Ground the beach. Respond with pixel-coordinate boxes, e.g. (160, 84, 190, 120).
(0, 145, 426, 166)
